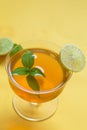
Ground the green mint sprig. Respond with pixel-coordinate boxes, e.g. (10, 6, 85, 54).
(9, 43, 23, 57)
(12, 51, 45, 91)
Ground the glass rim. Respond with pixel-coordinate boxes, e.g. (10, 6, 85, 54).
(5, 40, 73, 95)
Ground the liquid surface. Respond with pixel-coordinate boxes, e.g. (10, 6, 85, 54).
(10, 48, 65, 91)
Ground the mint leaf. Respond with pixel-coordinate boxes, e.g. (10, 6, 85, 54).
(29, 67, 45, 77)
(9, 44, 23, 57)
(11, 49, 46, 91)
(12, 67, 29, 75)
(26, 75, 40, 91)
(22, 51, 34, 68)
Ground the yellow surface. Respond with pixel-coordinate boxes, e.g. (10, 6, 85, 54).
(0, 0, 87, 130)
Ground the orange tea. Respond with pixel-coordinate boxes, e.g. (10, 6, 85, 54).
(7, 48, 71, 103)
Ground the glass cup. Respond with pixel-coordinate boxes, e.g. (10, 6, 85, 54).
(5, 40, 72, 121)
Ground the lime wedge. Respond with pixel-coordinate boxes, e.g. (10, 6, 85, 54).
(60, 44, 85, 72)
(0, 38, 14, 55)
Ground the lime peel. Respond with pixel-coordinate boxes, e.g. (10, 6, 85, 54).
(0, 38, 14, 55)
(60, 44, 86, 72)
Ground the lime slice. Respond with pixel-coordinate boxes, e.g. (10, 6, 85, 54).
(0, 38, 14, 55)
(60, 44, 85, 72)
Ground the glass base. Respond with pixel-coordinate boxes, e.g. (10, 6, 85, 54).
(12, 95, 58, 121)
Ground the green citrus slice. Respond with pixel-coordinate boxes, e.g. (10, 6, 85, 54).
(0, 38, 14, 55)
(60, 44, 85, 72)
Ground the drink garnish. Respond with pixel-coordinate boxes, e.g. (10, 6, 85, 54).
(0, 38, 14, 55)
(9, 43, 23, 57)
(12, 51, 45, 91)
(60, 44, 85, 72)
(26, 75, 40, 91)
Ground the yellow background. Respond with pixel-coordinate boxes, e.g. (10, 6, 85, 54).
(0, 0, 87, 130)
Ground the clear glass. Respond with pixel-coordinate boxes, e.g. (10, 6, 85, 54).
(5, 40, 72, 121)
